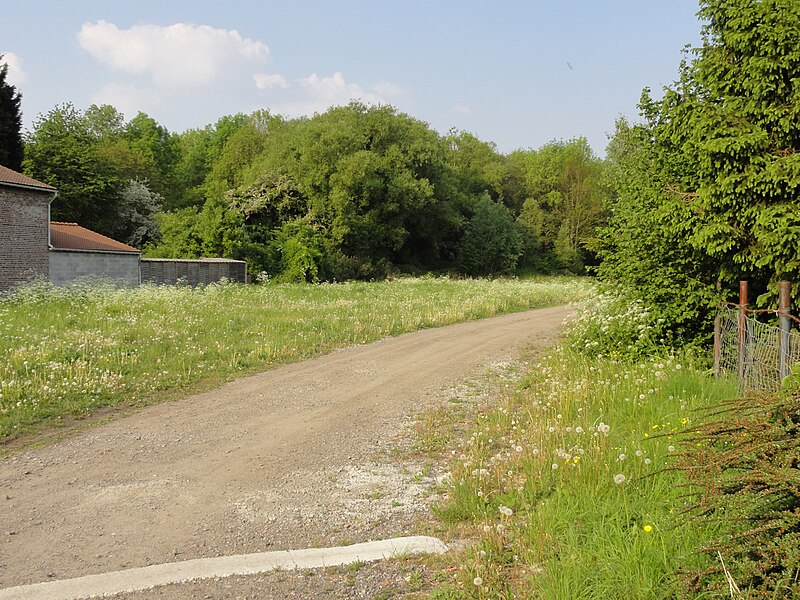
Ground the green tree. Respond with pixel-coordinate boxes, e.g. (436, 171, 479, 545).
(458, 193, 523, 276)
(656, 0, 800, 303)
(597, 117, 718, 345)
(23, 104, 123, 236)
(0, 55, 23, 170)
(513, 138, 606, 273)
(600, 0, 800, 344)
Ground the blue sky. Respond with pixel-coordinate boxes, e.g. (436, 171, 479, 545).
(2, 1, 704, 155)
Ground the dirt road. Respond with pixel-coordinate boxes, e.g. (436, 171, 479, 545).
(0, 305, 570, 597)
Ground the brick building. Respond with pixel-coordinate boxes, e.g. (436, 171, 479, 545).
(0, 165, 57, 292)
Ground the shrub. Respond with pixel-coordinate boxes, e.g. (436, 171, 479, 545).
(566, 287, 660, 358)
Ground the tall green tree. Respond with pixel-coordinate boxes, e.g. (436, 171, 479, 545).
(513, 138, 606, 272)
(600, 0, 800, 343)
(0, 56, 23, 170)
(658, 0, 800, 302)
(23, 104, 123, 235)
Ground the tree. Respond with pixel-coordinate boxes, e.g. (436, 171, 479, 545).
(512, 138, 606, 272)
(600, 0, 800, 343)
(656, 0, 800, 299)
(458, 193, 523, 276)
(117, 179, 163, 247)
(0, 55, 23, 170)
(23, 104, 124, 236)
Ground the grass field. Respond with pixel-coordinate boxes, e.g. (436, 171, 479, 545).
(0, 275, 590, 440)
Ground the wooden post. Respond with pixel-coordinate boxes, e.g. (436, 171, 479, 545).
(778, 280, 791, 383)
(738, 281, 748, 382)
(713, 280, 722, 377)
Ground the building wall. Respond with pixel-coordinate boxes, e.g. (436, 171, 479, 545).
(0, 186, 51, 293)
(49, 250, 140, 286)
(140, 258, 248, 285)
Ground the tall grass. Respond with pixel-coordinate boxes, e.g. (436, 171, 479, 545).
(0, 276, 590, 440)
(431, 347, 738, 599)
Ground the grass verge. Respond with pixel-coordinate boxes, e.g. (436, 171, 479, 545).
(423, 345, 739, 599)
(0, 275, 589, 441)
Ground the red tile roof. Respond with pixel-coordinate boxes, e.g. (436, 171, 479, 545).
(50, 222, 140, 253)
(0, 165, 56, 191)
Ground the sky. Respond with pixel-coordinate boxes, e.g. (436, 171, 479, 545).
(1, 1, 705, 156)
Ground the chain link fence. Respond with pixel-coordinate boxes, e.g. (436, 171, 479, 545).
(717, 305, 800, 393)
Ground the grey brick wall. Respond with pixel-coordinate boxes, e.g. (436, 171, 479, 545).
(0, 186, 51, 293)
(49, 250, 141, 287)
(140, 258, 248, 285)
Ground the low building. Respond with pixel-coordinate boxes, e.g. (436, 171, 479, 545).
(49, 222, 141, 286)
(0, 165, 57, 292)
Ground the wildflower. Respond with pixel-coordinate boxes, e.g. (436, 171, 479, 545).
(643, 525, 653, 533)
(635, 450, 643, 457)
(618, 453, 627, 461)
(551, 463, 559, 470)
(575, 426, 584, 434)
(613, 473, 626, 485)
(644, 458, 652, 465)
(473, 576, 483, 586)
(499, 505, 513, 517)
(667, 445, 675, 452)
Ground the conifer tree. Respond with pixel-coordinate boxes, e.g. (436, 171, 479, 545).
(0, 56, 23, 171)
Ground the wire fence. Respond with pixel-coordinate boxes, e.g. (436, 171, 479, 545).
(717, 305, 800, 393)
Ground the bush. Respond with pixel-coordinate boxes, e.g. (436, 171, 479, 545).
(566, 287, 660, 358)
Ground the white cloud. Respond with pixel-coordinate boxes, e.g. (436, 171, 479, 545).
(300, 72, 384, 105)
(265, 71, 405, 117)
(253, 73, 288, 90)
(77, 21, 269, 87)
(1, 52, 27, 86)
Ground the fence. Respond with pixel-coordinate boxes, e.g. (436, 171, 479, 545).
(715, 280, 800, 393)
(140, 258, 248, 286)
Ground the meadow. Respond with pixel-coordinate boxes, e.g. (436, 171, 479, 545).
(0, 275, 590, 440)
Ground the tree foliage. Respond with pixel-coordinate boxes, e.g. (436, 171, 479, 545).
(600, 0, 800, 344)
(0, 55, 24, 171)
(22, 99, 608, 280)
(510, 138, 606, 273)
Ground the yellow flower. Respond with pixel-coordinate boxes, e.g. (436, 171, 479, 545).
(643, 525, 653, 533)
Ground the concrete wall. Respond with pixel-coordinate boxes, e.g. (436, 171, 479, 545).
(140, 258, 247, 286)
(49, 250, 141, 287)
(0, 186, 51, 292)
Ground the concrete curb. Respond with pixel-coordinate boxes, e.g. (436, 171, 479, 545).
(0, 536, 449, 600)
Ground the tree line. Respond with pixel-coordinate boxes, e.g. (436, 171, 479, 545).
(1, 76, 607, 281)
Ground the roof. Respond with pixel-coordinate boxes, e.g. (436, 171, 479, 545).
(0, 165, 57, 192)
(50, 222, 140, 254)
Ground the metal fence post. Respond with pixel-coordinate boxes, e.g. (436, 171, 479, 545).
(778, 280, 791, 384)
(738, 281, 748, 382)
